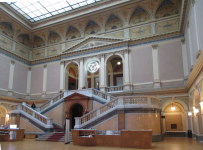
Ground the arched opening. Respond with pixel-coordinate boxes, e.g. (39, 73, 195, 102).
(85, 20, 100, 36)
(65, 62, 79, 90)
(106, 55, 123, 91)
(85, 59, 100, 89)
(0, 105, 7, 127)
(164, 101, 186, 131)
(105, 14, 123, 31)
(66, 26, 81, 40)
(70, 104, 83, 129)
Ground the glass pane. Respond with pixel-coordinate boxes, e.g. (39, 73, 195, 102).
(46, 6, 55, 12)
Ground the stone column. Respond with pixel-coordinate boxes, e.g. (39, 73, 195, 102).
(45, 47, 47, 57)
(60, 61, 64, 91)
(12, 42, 16, 52)
(100, 54, 106, 92)
(124, 28, 130, 38)
(8, 60, 15, 96)
(42, 64, 47, 98)
(161, 111, 165, 134)
(26, 67, 32, 99)
(123, 49, 131, 91)
(181, 38, 189, 83)
(152, 44, 161, 88)
(151, 22, 156, 34)
(29, 51, 32, 60)
(78, 58, 85, 89)
(110, 73, 113, 86)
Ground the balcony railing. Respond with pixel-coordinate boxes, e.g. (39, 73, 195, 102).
(107, 86, 123, 92)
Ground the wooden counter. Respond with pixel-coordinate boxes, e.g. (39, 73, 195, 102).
(0, 129, 25, 142)
(72, 129, 152, 148)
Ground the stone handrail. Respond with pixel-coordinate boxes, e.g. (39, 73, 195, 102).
(92, 89, 116, 101)
(75, 96, 159, 128)
(107, 86, 123, 92)
(11, 104, 52, 126)
(75, 98, 119, 128)
(39, 92, 64, 111)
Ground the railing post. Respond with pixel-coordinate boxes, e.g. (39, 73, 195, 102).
(47, 118, 53, 126)
(97, 109, 100, 116)
(32, 111, 35, 117)
(117, 97, 124, 106)
(74, 117, 81, 129)
(107, 95, 110, 101)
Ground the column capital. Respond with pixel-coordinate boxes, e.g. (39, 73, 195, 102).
(28, 67, 31, 71)
(43, 64, 47, 68)
(181, 38, 185, 44)
(80, 57, 83, 62)
(101, 53, 104, 58)
(192, 0, 195, 6)
(124, 49, 130, 54)
(11, 60, 15, 65)
(152, 44, 158, 49)
(60, 61, 64, 65)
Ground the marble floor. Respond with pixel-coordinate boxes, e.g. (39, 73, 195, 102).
(1, 138, 203, 150)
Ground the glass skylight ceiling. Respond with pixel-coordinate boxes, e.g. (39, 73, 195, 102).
(6, 0, 102, 22)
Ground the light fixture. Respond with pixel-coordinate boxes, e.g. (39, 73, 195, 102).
(6, 114, 9, 118)
(117, 62, 121, 65)
(193, 107, 199, 114)
(171, 102, 175, 110)
(87, 61, 100, 73)
(188, 112, 192, 116)
(200, 101, 203, 106)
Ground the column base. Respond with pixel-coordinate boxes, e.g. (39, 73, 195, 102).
(42, 92, 46, 98)
(123, 83, 131, 91)
(26, 93, 30, 99)
(153, 80, 161, 88)
(8, 89, 13, 96)
(99, 85, 106, 92)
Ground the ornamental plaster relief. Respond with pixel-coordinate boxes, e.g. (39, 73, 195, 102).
(130, 25, 151, 38)
(32, 49, 45, 59)
(0, 35, 12, 50)
(156, 18, 179, 34)
(47, 45, 61, 56)
(15, 45, 29, 59)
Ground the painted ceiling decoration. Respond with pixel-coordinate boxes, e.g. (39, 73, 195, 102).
(66, 26, 81, 40)
(33, 36, 45, 48)
(34, 36, 41, 41)
(2, 22, 12, 29)
(132, 7, 147, 16)
(49, 31, 58, 37)
(107, 14, 120, 22)
(86, 20, 97, 28)
(21, 34, 29, 40)
(68, 26, 77, 32)
(158, 0, 174, 8)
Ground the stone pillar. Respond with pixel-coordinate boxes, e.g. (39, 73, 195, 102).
(152, 44, 161, 88)
(42, 64, 47, 98)
(151, 22, 156, 34)
(185, 111, 189, 131)
(60, 61, 64, 91)
(110, 73, 113, 86)
(123, 49, 131, 91)
(12, 42, 16, 52)
(26, 67, 32, 99)
(29, 51, 32, 60)
(45, 47, 47, 57)
(8, 60, 15, 96)
(161, 112, 165, 134)
(124, 28, 130, 38)
(181, 38, 189, 83)
(100, 54, 106, 92)
(78, 58, 85, 89)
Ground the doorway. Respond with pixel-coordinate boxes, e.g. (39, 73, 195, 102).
(71, 104, 83, 129)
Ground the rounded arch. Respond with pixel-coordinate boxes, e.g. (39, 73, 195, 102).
(154, 0, 179, 19)
(104, 53, 124, 65)
(64, 60, 80, 70)
(105, 14, 123, 31)
(129, 6, 150, 25)
(0, 104, 8, 113)
(67, 101, 86, 114)
(48, 31, 62, 45)
(17, 34, 29, 46)
(33, 36, 45, 48)
(66, 26, 81, 40)
(0, 22, 13, 38)
(84, 20, 101, 36)
(161, 98, 189, 111)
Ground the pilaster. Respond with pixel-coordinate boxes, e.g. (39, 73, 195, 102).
(60, 61, 64, 91)
(78, 58, 85, 89)
(42, 64, 47, 98)
(12, 42, 16, 52)
(45, 47, 47, 57)
(26, 67, 32, 99)
(124, 28, 130, 38)
(123, 49, 131, 91)
(181, 38, 189, 82)
(151, 22, 156, 34)
(152, 44, 161, 88)
(100, 54, 106, 92)
(29, 51, 32, 60)
(8, 60, 15, 96)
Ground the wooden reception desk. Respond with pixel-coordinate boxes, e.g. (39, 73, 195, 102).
(72, 129, 152, 148)
(0, 129, 25, 142)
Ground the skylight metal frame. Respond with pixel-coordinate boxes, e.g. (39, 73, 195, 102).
(6, 0, 101, 22)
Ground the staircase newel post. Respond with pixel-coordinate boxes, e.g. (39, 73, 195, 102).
(47, 118, 53, 126)
(74, 117, 81, 129)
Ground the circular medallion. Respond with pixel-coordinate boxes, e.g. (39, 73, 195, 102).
(87, 61, 99, 73)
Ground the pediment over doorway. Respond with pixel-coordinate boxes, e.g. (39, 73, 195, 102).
(64, 92, 89, 101)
